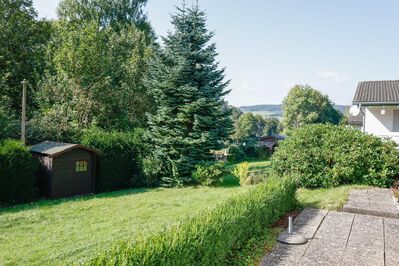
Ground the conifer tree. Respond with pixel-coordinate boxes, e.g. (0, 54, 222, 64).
(147, 3, 233, 185)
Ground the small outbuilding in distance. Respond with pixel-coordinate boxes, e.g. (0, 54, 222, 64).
(30, 141, 98, 198)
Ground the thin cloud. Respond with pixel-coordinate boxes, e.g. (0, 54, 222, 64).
(316, 70, 348, 83)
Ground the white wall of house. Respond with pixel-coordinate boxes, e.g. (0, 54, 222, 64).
(364, 106, 399, 143)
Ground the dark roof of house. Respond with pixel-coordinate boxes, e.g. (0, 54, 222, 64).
(353, 80, 399, 104)
(259, 134, 286, 141)
(30, 141, 98, 157)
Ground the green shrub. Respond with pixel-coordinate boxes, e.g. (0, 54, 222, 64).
(253, 146, 271, 160)
(0, 140, 40, 205)
(232, 162, 250, 184)
(272, 124, 399, 188)
(81, 128, 146, 192)
(141, 155, 164, 187)
(192, 161, 225, 186)
(227, 145, 245, 163)
(241, 171, 267, 186)
(89, 176, 297, 265)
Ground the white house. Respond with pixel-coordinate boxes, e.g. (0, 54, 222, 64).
(352, 80, 399, 144)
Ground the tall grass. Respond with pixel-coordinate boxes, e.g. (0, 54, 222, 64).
(90, 176, 297, 265)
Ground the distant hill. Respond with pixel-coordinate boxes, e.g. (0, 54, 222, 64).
(240, 104, 349, 119)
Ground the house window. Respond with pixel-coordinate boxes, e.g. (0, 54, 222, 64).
(76, 161, 88, 172)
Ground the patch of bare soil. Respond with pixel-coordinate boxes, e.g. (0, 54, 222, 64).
(272, 209, 302, 229)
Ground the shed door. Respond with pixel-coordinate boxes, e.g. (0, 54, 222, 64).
(52, 149, 93, 197)
(394, 110, 399, 132)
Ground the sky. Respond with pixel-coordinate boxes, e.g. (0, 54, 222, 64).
(32, 0, 399, 107)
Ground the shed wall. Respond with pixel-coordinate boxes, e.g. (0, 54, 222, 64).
(51, 149, 94, 198)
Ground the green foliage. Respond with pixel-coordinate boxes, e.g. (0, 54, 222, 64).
(234, 113, 282, 144)
(0, 0, 51, 116)
(147, 5, 233, 184)
(282, 85, 342, 133)
(36, 19, 153, 133)
(141, 155, 164, 187)
(232, 161, 267, 186)
(232, 162, 250, 184)
(227, 227, 282, 266)
(234, 113, 258, 143)
(89, 177, 297, 265)
(0, 99, 19, 141)
(227, 144, 246, 163)
(57, 0, 152, 34)
(0, 140, 39, 205)
(272, 124, 399, 188)
(241, 172, 267, 186)
(263, 116, 282, 136)
(81, 128, 146, 192)
(192, 161, 225, 186)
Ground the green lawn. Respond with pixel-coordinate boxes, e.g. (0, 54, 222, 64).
(296, 185, 370, 211)
(0, 185, 247, 265)
(226, 160, 271, 173)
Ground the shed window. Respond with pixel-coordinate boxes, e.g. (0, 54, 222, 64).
(76, 161, 88, 172)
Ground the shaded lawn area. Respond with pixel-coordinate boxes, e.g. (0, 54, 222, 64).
(296, 185, 370, 211)
(0, 185, 247, 265)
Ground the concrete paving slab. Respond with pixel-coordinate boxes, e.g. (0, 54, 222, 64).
(343, 188, 399, 218)
(384, 217, 399, 266)
(289, 208, 328, 239)
(341, 246, 384, 266)
(314, 211, 353, 240)
(261, 208, 398, 266)
(300, 238, 347, 266)
(261, 242, 309, 266)
(261, 209, 327, 266)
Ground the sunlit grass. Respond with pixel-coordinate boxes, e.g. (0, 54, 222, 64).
(0, 185, 247, 265)
(296, 185, 370, 211)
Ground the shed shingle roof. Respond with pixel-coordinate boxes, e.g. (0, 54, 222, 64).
(353, 80, 399, 104)
(30, 141, 98, 157)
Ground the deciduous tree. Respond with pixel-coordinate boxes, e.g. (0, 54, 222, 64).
(282, 85, 342, 132)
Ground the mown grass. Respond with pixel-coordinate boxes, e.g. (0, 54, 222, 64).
(226, 160, 271, 173)
(0, 185, 247, 265)
(296, 185, 370, 211)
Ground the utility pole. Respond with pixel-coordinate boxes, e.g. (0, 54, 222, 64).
(21, 79, 27, 144)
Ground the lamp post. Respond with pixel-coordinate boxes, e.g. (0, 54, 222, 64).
(21, 79, 28, 144)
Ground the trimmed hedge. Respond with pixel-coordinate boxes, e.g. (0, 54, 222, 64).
(89, 176, 297, 265)
(0, 140, 39, 205)
(272, 124, 399, 188)
(81, 128, 146, 192)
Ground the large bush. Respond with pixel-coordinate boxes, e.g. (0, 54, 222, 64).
(81, 128, 146, 192)
(90, 176, 297, 265)
(272, 124, 399, 188)
(0, 140, 40, 205)
(192, 161, 225, 186)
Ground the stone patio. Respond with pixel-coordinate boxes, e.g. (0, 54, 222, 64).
(343, 188, 399, 218)
(261, 208, 399, 266)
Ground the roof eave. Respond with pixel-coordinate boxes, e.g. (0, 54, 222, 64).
(353, 101, 399, 106)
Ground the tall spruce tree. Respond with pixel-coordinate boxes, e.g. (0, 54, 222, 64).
(147, 3, 233, 185)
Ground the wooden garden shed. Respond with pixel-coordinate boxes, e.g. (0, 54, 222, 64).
(30, 141, 98, 198)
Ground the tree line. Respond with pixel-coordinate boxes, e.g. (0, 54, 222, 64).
(0, 0, 342, 185)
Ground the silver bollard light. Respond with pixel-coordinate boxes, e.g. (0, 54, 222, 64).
(277, 215, 307, 245)
(288, 216, 293, 234)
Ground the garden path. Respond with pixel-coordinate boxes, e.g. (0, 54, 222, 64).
(261, 208, 399, 266)
(343, 188, 399, 218)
